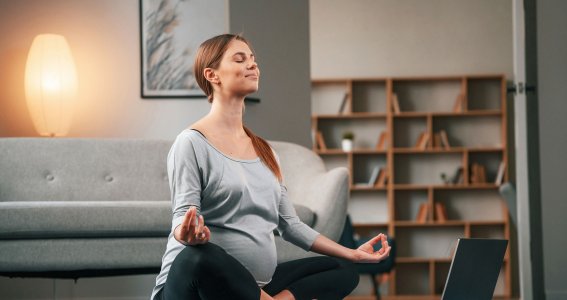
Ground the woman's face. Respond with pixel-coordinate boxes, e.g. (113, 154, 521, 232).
(214, 39, 259, 97)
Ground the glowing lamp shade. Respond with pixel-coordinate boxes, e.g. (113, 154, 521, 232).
(25, 34, 78, 137)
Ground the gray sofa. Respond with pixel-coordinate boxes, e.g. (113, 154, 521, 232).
(0, 137, 349, 278)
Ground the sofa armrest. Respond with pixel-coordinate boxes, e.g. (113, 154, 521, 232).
(303, 166, 349, 242)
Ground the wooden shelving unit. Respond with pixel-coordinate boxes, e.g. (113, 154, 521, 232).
(311, 75, 511, 297)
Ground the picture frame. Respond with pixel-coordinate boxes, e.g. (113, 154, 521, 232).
(139, 0, 228, 98)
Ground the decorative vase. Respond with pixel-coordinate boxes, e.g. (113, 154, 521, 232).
(342, 139, 353, 152)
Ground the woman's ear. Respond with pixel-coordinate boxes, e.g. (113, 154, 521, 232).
(204, 68, 219, 84)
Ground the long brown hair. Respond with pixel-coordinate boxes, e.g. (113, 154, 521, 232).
(193, 34, 283, 183)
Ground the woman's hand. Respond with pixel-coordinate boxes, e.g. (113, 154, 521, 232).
(174, 206, 211, 246)
(353, 233, 391, 263)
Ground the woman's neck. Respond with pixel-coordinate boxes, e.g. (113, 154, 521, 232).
(207, 94, 247, 137)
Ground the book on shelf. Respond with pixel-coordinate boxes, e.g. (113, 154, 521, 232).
(470, 163, 487, 184)
(315, 131, 327, 151)
(415, 132, 430, 150)
(338, 92, 349, 114)
(434, 202, 448, 223)
(375, 168, 388, 187)
(433, 133, 442, 149)
(391, 93, 401, 114)
(453, 93, 465, 113)
(416, 203, 430, 223)
(375, 131, 389, 150)
(495, 160, 506, 185)
(414, 132, 425, 148)
(367, 165, 382, 186)
(439, 130, 451, 149)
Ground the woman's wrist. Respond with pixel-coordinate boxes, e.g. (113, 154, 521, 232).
(348, 248, 361, 262)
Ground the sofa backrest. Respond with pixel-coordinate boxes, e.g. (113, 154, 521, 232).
(0, 138, 326, 204)
(0, 138, 172, 202)
(268, 140, 327, 207)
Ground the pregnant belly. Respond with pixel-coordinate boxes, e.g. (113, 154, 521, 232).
(208, 226, 278, 286)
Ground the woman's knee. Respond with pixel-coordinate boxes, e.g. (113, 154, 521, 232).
(335, 258, 360, 292)
(172, 243, 227, 274)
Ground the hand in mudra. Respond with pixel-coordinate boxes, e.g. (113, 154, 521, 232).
(174, 206, 211, 246)
(354, 233, 391, 263)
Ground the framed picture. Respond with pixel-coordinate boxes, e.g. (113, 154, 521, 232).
(140, 0, 228, 98)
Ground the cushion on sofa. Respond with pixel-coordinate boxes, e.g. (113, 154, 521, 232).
(0, 202, 316, 239)
(0, 201, 172, 239)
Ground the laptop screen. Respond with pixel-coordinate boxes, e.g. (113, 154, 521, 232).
(442, 238, 508, 300)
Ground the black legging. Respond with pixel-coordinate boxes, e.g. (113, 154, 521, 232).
(155, 242, 359, 300)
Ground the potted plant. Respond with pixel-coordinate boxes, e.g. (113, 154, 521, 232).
(342, 131, 354, 152)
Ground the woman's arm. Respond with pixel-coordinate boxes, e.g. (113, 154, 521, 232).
(310, 233, 391, 263)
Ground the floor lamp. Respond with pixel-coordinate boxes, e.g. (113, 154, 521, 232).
(24, 34, 78, 137)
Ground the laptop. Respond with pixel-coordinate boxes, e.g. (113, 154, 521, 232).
(441, 238, 508, 300)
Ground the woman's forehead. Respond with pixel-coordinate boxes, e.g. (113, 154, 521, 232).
(225, 40, 254, 56)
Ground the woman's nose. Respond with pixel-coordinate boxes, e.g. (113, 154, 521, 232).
(247, 61, 258, 70)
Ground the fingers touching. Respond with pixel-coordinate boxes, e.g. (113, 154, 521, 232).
(175, 207, 210, 245)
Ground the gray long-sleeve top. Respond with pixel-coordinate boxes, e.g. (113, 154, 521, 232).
(151, 129, 320, 299)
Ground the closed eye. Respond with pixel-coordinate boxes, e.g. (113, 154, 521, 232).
(233, 52, 255, 63)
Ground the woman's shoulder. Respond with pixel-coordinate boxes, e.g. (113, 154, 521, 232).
(173, 127, 209, 155)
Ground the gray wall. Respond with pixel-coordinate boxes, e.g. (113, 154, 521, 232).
(0, 0, 311, 147)
(537, 1, 567, 299)
(231, 0, 312, 147)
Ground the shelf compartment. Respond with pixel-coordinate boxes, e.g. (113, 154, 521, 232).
(393, 117, 428, 148)
(394, 190, 428, 222)
(434, 189, 506, 222)
(395, 226, 463, 258)
(467, 77, 503, 111)
(392, 79, 462, 113)
(317, 118, 387, 149)
(432, 115, 502, 148)
(352, 224, 389, 244)
(352, 154, 388, 186)
(393, 153, 463, 185)
(394, 263, 431, 295)
(349, 190, 388, 224)
(469, 223, 506, 239)
(352, 80, 388, 113)
(311, 81, 349, 115)
(468, 151, 504, 184)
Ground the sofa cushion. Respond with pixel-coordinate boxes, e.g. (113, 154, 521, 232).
(0, 201, 171, 239)
(0, 202, 316, 239)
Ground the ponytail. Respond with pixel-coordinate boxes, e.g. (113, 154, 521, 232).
(243, 126, 283, 183)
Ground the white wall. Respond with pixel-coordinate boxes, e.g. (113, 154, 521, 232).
(310, 0, 513, 78)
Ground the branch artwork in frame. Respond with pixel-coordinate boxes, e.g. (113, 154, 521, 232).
(140, 0, 228, 98)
